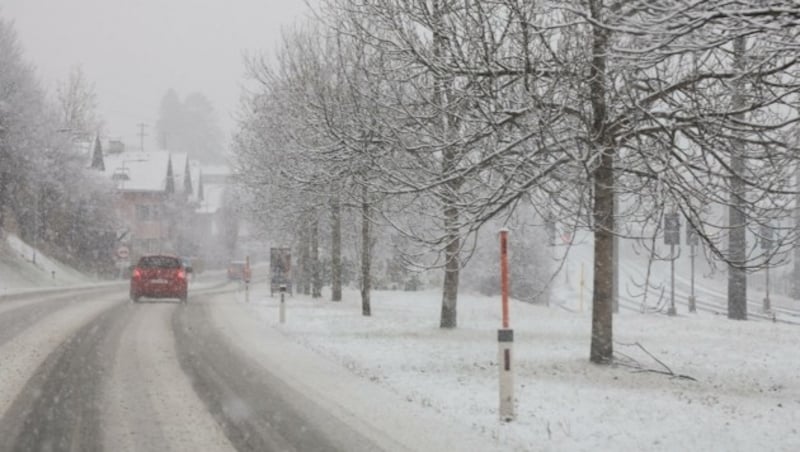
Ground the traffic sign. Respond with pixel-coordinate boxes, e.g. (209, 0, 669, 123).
(117, 246, 129, 259)
(761, 224, 774, 251)
(664, 213, 680, 246)
(686, 223, 699, 246)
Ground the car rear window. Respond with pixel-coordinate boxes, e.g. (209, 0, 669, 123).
(138, 256, 181, 268)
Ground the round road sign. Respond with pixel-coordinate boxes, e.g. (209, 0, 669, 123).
(117, 246, 130, 259)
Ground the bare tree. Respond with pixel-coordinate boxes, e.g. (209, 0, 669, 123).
(238, 1, 800, 364)
(56, 65, 101, 140)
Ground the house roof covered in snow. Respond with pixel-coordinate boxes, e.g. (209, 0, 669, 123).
(104, 151, 173, 193)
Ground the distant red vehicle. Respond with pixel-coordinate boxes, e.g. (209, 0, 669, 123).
(227, 260, 251, 282)
(130, 255, 191, 303)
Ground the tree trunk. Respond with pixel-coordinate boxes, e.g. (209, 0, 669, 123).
(360, 185, 371, 316)
(311, 215, 322, 298)
(433, 0, 460, 329)
(589, 0, 614, 364)
(727, 35, 748, 320)
(794, 162, 800, 300)
(591, 156, 615, 364)
(299, 221, 311, 295)
(331, 197, 342, 301)
(440, 203, 460, 328)
(612, 190, 619, 314)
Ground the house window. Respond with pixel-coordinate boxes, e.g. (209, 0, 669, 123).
(136, 205, 158, 221)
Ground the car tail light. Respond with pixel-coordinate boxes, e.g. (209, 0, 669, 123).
(132, 268, 142, 279)
(176, 269, 185, 280)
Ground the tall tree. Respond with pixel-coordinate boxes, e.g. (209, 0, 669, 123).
(0, 17, 41, 235)
(56, 64, 101, 140)
(155, 90, 225, 163)
(330, 195, 343, 301)
(156, 88, 182, 149)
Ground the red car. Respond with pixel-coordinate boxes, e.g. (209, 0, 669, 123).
(130, 254, 191, 303)
(227, 260, 251, 282)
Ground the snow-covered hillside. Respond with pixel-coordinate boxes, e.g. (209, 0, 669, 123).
(0, 234, 92, 295)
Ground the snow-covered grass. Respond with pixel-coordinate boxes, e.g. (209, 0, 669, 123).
(245, 284, 800, 451)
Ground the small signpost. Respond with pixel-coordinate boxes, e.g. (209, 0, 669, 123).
(116, 245, 130, 279)
(270, 248, 292, 296)
(664, 212, 680, 316)
(117, 246, 129, 260)
(686, 223, 699, 313)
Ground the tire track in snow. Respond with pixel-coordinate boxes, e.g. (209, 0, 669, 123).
(0, 295, 122, 449)
(102, 302, 234, 452)
(172, 295, 381, 452)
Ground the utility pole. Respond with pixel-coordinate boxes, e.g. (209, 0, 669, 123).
(137, 123, 148, 151)
(762, 224, 773, 313)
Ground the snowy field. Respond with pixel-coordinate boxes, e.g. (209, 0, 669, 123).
(243, 284, 800, 451)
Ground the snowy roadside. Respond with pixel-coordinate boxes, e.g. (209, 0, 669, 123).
(1, 234, 98, 295)
(0, 233, 232, 297)
(238, 284, 799, 452)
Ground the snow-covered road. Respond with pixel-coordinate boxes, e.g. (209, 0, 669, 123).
(0, 282, 502, 452)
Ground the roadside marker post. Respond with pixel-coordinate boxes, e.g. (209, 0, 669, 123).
(498, 228, 515, 422)
(279, 285, 287, 324)
(579, 262, 585, 312)
(687, 224, 699, 313)
(245, 255, 251, 304)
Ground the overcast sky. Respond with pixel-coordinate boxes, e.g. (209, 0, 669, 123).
(2, 0, 310, 152)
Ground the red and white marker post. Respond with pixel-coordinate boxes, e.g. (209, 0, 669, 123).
(498, 228, 515, 421)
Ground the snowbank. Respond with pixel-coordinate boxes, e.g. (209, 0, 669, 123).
(242, 285, 799, 451)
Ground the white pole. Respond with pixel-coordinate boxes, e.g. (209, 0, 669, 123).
(668, 244, 677, 316)
(498, 329, 514, 421)
(280, 285, 286, 323)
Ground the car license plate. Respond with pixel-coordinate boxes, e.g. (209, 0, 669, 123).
(152, 279, 167, 284)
